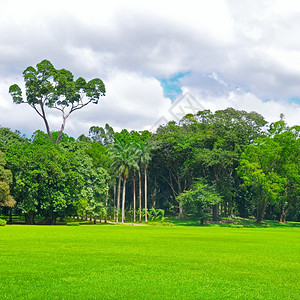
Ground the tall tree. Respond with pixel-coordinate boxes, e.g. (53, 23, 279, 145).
(152, 108, 266, 219)
(110, 138, 139, 223)
(237, 135, 286, 223)
(89, 124, 114, 145)
(138, 141, 153, 223)
(237, 120, 299, 223)
(6, 131, 84, 224)
(9, 59, 105, 144)
(269, 121, 300, 222)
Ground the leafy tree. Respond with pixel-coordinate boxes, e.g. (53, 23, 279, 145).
(269, 122, 300, 222)
(80, 167, 109, 223)
(0, 127, 27, 152)
(153, 121, 193, 218)
(237, 135, 286, 223)
(237, 121, 299, 223)
(0, 150, 15, 208)
(191, 108, 266, 219)
(6, 132, 84, 224)
(89, 123, 114, 145)
(85, 141, 113, 222)
(177, 181, 222, 224)
(9, 59, 105, 144)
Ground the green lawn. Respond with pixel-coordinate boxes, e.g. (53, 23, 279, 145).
(0, 225, 299, 299)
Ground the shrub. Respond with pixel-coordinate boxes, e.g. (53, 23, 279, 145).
(230, 224, 244, 228)
(0, 218, 7, 226)
(66, 222, 80, 226)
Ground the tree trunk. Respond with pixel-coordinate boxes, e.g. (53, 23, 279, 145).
(256, 201, 267, 223)
(39, 103, 53, 143)
(212, 204, 219, 221)
(178, 204, 184, 219)
(223, 201, 227, 216)
(228, 198, 233, 217)
(116, 176, 121, 224)
(8, 209, 13, 224)
(56, 122, 65, 144)
(113, 184, 116, 220)
(138, 170, 142, 223)
(280, 205, 290, 223)
(105, 182, 108, 223)
(94, 217, 97, 224)
(122, 177, 127, 224)
(56, 114, 69, 144)
(133, 175, 136, 222)
(25, 210, 35, 225)
(144, 166, 148, 223)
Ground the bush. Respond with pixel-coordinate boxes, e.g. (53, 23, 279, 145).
(66, 222, 80, 226)
(230, 224, 244, 228)
(0, 218, 7, 226)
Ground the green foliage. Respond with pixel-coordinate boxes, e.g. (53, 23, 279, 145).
(9, 59, 105, 144)
(237, 120, 299, 222)
(66, 222, 80, 226)
(5, 134, 85, 223)
(0, 218, 6, 226)
(89, 123, 114, 145)
(0, 150, 15, 208)
(152, 108, 267, 218)
(0, 127, 27, 152)
(146, 208, 166, 221)
(178, 181, 222, 223)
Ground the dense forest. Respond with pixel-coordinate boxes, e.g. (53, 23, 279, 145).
(0, 108, 299, 225)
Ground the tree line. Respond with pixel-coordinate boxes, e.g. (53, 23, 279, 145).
(1, 59, 299, 224)
(0, 108, 299, 224)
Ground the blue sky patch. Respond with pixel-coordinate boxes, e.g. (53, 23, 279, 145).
(158, 72, 190, 101)
(288, 97, 300, 104)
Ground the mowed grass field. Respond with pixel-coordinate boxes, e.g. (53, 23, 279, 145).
(0, 225, 299, 299)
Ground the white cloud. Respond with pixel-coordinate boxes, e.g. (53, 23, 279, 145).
(72, 71, 172, 134)
(0, 0, 300, 137)
(187, 87, 300, 126)
(0, 71, 172, 137)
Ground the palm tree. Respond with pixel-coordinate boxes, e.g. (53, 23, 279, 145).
(131, 144, 141, 223)
(137, 141, 152, 223)
(110, 138, 139, 223)
(138, 167, 142, 222)
(110, 140, 125, 223)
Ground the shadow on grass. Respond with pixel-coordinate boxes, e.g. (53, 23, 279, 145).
(1, 215, 299, 228)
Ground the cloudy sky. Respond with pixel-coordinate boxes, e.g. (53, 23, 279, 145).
(0, 0, 300, 138)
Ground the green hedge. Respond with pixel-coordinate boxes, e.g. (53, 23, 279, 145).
(0, 218, 7, 226)
(66, 222, 80, 226)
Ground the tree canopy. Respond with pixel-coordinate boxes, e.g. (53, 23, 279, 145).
(9, 59, 105, 144)
(2, 84, 300, 225)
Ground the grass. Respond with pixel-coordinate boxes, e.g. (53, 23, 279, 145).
(166, 216, 300, 228)
(0, 225, 299, 299)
